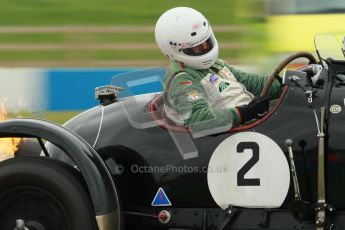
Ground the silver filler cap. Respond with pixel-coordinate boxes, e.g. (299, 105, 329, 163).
(95, 85, 123, 106)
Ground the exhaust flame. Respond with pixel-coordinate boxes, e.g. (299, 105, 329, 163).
(0, 104, 21, 161)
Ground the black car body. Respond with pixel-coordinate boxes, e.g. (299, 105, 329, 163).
(1, 34, 345, 230)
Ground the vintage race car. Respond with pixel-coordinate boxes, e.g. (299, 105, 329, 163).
(0, 34, 345, 230)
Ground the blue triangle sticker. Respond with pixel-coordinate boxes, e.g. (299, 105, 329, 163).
(151, 187, 172, 206)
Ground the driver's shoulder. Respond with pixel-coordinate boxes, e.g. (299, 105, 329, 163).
(164, 68, 204, 90)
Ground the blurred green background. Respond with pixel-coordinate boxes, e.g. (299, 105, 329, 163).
(0, 0, 266, 68)
(0, 0, 262, 25)
(0, 0, 267, 123)
(2, 0, 345, 123)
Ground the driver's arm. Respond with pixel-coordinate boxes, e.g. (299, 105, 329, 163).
(166, 73, 240, 129)
(226, 64, 282, 99)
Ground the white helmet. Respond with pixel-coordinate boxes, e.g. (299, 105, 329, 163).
(155, 7, 219, 70)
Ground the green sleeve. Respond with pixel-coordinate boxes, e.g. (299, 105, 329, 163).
(165, 73, 241, 130)
(226, 64, 282, 99)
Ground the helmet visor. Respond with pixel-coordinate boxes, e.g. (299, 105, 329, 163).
(182, 37, 214, 56)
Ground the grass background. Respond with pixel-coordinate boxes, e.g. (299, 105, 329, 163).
(0, 0, 266, 64)
(0, 0, 260, 25)
(1, 0, 266, 123)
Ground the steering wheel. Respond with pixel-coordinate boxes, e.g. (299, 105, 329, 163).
(261, 52, 318, 97)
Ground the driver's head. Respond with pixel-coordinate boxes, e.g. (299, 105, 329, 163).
(155, 7, 219, 70)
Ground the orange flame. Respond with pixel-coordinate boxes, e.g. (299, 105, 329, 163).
(0, 104, 21, 161)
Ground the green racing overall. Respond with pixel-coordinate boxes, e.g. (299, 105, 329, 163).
(163, 59, 281, 131)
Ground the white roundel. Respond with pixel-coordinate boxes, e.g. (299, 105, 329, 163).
(207, 132, 290, 209)
(330, 104, 341, 114)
